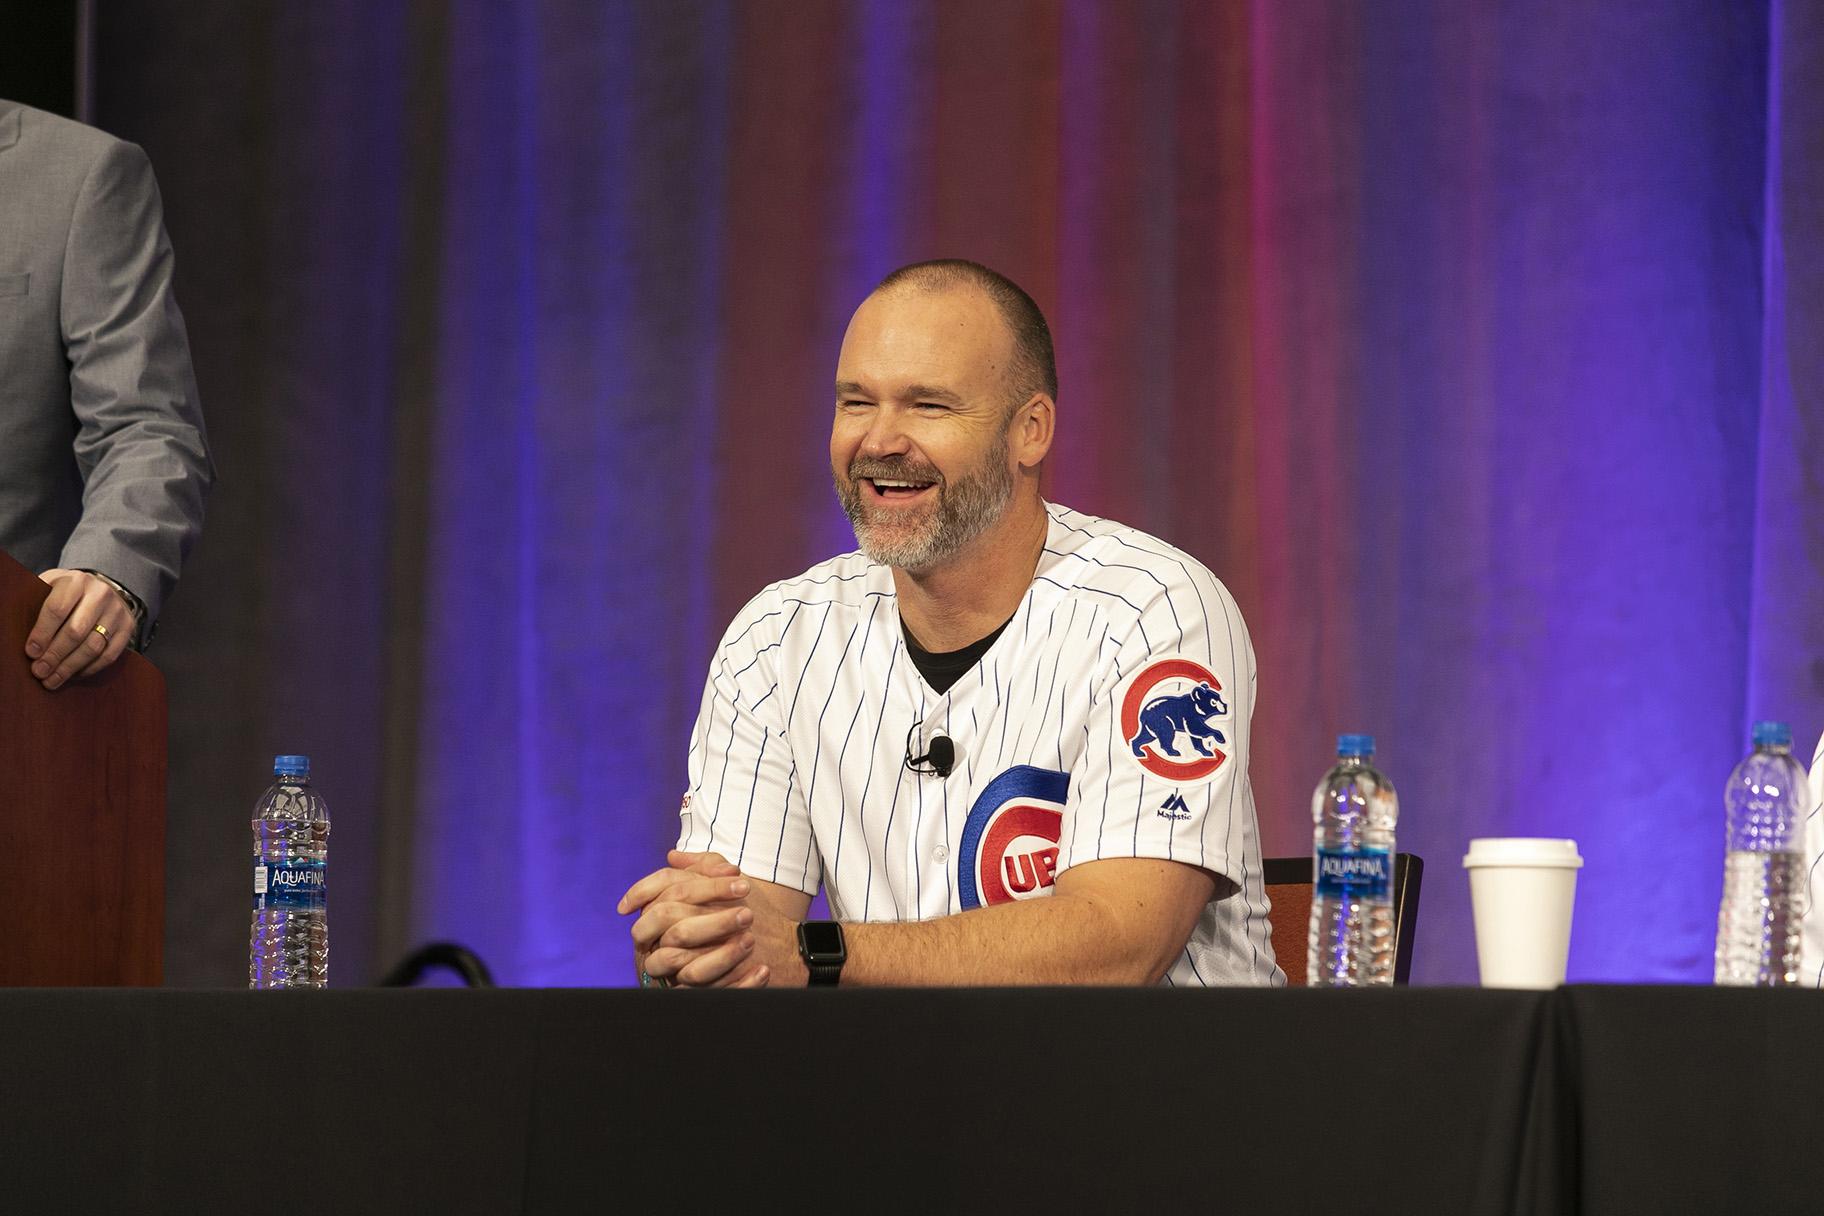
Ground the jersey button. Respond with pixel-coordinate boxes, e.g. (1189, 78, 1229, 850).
(934, 845, 949, 862)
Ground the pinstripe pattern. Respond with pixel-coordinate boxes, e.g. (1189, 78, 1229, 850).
(677, 503, 1283, 986)
(1802, 731, 1824, 987)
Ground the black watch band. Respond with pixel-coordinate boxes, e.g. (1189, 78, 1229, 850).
(796, 920, 846, 987)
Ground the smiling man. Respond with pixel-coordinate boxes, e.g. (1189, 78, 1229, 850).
(619, 260, 1280, 988)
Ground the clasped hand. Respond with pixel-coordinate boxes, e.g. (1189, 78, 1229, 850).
(618, 850, 779, 988)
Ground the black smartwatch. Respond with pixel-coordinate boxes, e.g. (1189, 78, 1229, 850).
(796, 920, 846, 987)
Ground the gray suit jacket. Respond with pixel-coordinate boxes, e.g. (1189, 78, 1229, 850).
(0, 99, 211, 642)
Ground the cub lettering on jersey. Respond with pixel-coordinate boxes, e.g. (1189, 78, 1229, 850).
(1120, 657, 1229, 784)
(957, 766, 1070, 909)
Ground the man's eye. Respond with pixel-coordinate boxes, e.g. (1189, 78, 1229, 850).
(915, 402, 949, 412)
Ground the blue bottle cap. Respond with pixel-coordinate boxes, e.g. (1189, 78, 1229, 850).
(1337, 734, 1375, 757)
(273, 754, 311, 777)
(1751, 721, 1791, 748)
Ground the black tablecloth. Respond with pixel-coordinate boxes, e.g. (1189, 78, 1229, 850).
(1561, 986, 1824, 1213)
(0, 986, 1817, 1214)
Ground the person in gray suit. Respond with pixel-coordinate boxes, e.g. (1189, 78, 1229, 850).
(1, 99, 211, 689)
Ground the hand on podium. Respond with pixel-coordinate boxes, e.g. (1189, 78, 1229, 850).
(24, 569, 136, 690)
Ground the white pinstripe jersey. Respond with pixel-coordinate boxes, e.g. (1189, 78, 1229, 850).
(678, 502, 1283, 987)
(1801, 730, 1824, 986)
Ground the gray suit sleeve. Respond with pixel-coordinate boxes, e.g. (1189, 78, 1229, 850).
(55, 138, 212, 638)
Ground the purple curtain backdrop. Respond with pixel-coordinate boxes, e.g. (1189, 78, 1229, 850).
(92, 0, 1824, 987)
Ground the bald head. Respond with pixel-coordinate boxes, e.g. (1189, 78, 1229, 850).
(870, 260, 1057, 409)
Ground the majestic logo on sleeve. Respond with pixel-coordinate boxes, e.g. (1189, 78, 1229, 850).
(956, 766, 1069, 910)
(1120, 657, 1229, 784)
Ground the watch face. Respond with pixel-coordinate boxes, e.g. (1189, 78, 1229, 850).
(799, 920, 845, 960)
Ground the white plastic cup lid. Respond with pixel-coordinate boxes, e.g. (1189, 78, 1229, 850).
(1462, 837, 1583, 869)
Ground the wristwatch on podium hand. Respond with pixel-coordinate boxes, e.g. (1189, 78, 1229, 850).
(796, 921, 846, 987)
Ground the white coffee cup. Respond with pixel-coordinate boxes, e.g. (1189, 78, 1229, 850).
(1461, 838, 1583, 989)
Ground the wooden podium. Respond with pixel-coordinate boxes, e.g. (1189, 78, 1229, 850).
(0, 550, 164, 984)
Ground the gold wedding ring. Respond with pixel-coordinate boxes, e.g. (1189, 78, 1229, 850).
(94, 624, 108, 638)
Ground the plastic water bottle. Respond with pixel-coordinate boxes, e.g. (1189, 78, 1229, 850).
(1714, 721, 1806, 987)
(249, 754, 330, 988)
(1308, 734, 1398, 986)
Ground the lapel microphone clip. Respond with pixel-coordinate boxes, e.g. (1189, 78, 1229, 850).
(903, 719, 956, 778)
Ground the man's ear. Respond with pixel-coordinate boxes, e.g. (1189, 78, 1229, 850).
(1012, 393, 1055, 469)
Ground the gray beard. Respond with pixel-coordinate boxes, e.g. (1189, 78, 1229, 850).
(834, 435, 1015, 571)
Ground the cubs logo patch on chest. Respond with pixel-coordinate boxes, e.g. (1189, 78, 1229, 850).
(956, 765, 1070, 909)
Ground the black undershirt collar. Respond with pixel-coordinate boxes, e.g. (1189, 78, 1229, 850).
(903, 614, 1015, 695)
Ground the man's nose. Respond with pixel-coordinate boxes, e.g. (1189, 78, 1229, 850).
(858, 408, 911, 458)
